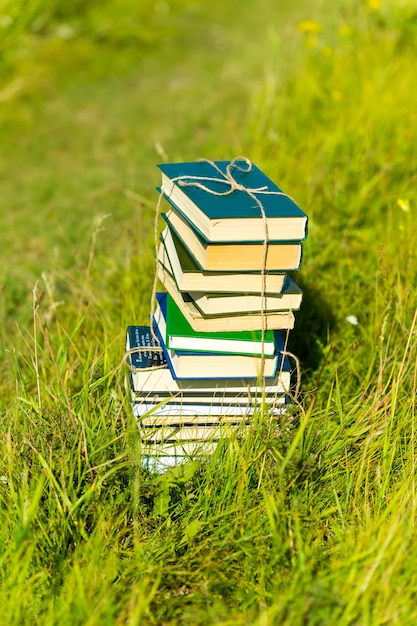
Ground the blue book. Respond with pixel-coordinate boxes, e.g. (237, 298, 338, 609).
(158, 159, 308, 243)
(153, 292, 290, 381)
(126, 326, 167, 370)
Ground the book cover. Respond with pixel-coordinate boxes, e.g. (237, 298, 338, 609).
(158, 159, 308, 242)
(126, 326, 167, 370)
(165, 291, 276, 356)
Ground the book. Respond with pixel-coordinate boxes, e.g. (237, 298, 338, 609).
(126, 326, 291, 394)
(157, 266, 295, 331)
(127, 362, 291, 397)
(125, 325, 166, 370)
(138, 410, 287, 443)
(153, 292, 285, 379)
(133, 401, 287, 424)
(157, 159, 307, 242)
(141, 440, 220, 458)
(131, 390, 287, 408)
(158, 226, 287, 294)
(139, 423, 248, 443)
(129, 372, 289, 403)
(188, 276, 302, 316)
(133, 401, 285, 419)
(156, 345, 280, 381)
(163, 209, 302, 272)
(165, 291, 276, 356)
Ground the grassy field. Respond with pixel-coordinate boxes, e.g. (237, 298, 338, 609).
(1, 0, 417, 623)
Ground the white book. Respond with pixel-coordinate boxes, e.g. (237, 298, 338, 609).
(130, 388, 287, 407)
(129, 366, 290, 396)
(141, 440, 219, 458)
(136, 410, 287, 427)
(139, 423, 249, 442)
(133, 401, 287, 419)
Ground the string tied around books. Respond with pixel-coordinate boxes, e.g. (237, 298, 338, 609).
(160, 156, 298, 374)
(124, 346, 167, 371)
(124, 156, 301, 402)
(176, 157, 271, 196)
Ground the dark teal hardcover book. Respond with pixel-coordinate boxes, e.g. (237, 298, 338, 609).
(160, 191, 304, 246)
(157, 159, 308, 243)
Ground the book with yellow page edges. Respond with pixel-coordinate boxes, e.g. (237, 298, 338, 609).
(162, 208, 303, 272)
(158, 225, 287, 294)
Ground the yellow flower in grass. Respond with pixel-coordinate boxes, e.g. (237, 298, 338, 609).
(366, 0, 382, 9)
(397, 198, 410, 212)
(297, 20, 321, 34)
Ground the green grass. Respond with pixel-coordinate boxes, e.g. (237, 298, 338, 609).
(1, 0, 417, 623)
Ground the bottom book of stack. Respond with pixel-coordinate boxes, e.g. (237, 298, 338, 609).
(126, 324, 291, 464)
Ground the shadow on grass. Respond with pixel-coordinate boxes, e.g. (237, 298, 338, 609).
(288, 276, 336, 388)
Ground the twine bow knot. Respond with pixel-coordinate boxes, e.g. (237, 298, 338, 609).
(176, 157, 270, 200)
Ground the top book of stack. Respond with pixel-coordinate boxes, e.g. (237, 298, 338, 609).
(158, 160, 308, 243)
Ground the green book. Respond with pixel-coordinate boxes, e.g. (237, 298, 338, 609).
(165, 292, 276, 356)
(158, 159, 308, 243)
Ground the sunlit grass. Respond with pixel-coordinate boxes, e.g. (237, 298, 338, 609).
(1, 0, 417, 623)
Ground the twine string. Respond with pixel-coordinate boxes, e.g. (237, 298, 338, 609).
(122, 189, 167, 375)
(123, 346, 166, 373)
(125, 156, 300, 397)
(281, 350, 301, 403)
(166, 156, 292, 377)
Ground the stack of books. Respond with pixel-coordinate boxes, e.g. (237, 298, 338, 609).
(125, 158, 308, 462)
